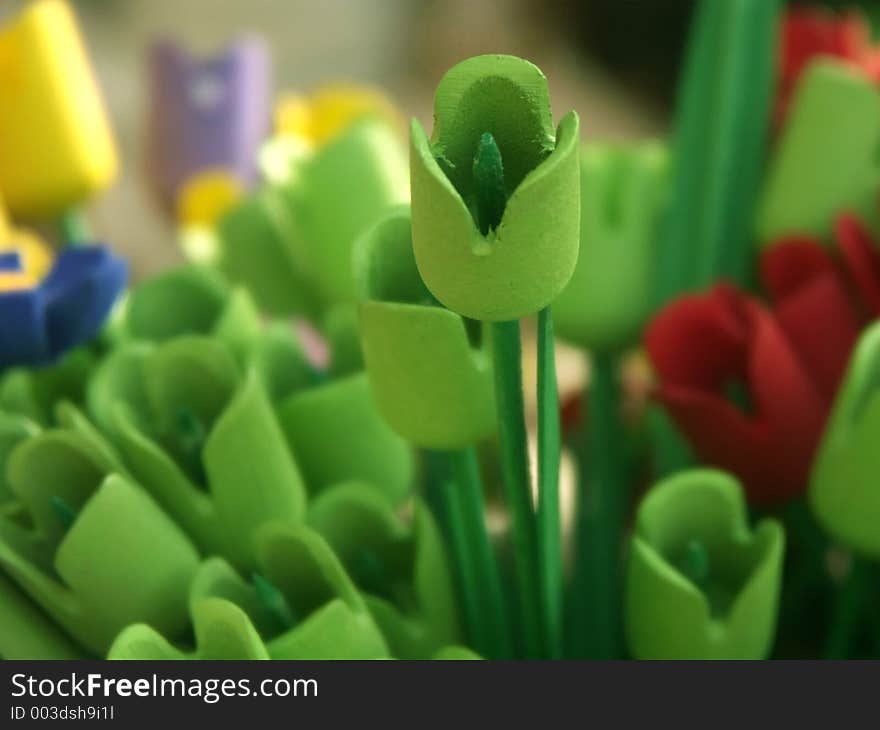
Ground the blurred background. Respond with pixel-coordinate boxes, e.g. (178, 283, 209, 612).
(2, 0, 878, 280)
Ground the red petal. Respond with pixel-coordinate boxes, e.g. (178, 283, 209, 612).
(760, 238, 836, 303)
(645, 286, 748, 391)
(836, 213, 880, 317)
(771, 273, 861, 401)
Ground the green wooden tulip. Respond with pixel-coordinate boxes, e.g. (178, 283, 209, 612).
(217, 187, 320, 317)
(625, 469, 784, 659)
(118, 265, 316, 400)
(810, 323, 880, 557)
(756, 61, 880, 245)
(355, 206, 495, 448)
(87, 336, 307, 569)
(308, 481, 460, 658)
(191, 522, 390, 659)
(295, 118, 409, 308)
(554, 142, 668, 353)
(0, 425, 199, 655)
(276, 372, 413, 505)
(410, 54, 580, 321)
(219, 118, 408, 315)
(131, 266, 317, 401)
(108, 598, 270, 660)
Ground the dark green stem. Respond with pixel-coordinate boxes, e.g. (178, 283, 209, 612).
(447, 447, 512, 659)
(825, 555, 871, 660)
(490, 319, 542, 658)
(570, 352, 626, 658)
(59, 208, 92, 247)
(536, 306, 562, 658)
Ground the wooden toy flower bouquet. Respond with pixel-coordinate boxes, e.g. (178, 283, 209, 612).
(1, 0, 879, 661)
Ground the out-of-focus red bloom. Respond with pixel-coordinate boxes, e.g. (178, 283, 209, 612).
(646, 213, 880, 504)
(646, 285, 826, 504)
(777, 8, 880, 127)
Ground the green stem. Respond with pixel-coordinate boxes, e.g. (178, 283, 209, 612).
(447, 447, 512, 659)
(490, 319, 542, 658)
(59, 208, 92, 247)
(570, 352, 625, 659)
(536, 306, 562, 659)
(825, 555, 870, 660)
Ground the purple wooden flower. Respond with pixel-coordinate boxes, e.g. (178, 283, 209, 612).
(146, 37, 272, 210)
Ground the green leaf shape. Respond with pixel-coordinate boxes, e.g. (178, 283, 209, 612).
(810, 323, 880, 557)
(121, 265, 234, 342)
(354, 206, 495, 448)
(0, 348, 97, 426)
(191, 522, 390, 659)
(625, 469, 784, 660)
(276, 372, 413, 505)
(0, 424, 199, 655)
(554, 141, 669, 353)
(657, 0, 778, 299)
(0, 569, 84, 659)
(293, 118, 409, 309)
(108, 598, 270, 660)
(757, 61, 880, 245)
(410, 55, 580, 320)
(87, 337, 307, 569)
(322, 304, 365, 377)
(217, 187, 320, 317)
(308, 481, 460, 659)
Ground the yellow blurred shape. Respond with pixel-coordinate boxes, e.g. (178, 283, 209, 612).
(0, 0, 118, 221)
(0, 193, 56, 286)
(176, 169, 244, 227)
(275, 84, 401, 146)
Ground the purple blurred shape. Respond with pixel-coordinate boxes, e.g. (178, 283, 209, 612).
(146, 36, 272, 212)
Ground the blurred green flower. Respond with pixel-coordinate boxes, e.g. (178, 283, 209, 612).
(308, 481, 460, 658)
(108, 597, 270, 660)
(189, 522, 389, 659)
(625, 469, 784, 659)
(87, 335, 307, 570)
(554, 142, 668, 353)
(218, 117, 408, 316)
(810, 322, 880, 557)
(354, 206, 495, 448)
(0, 413, 199, 655)
(409, 54, 580, 321)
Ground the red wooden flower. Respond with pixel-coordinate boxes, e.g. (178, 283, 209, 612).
(646, 285, 826, 504)
(646, 214, 880, 503)
(777, 8, 880, 128)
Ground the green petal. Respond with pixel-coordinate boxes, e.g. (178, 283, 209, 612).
(355, 207, 495, 448)
(810, 323, 880, 556)
(122, 265, 229, 341)
(276, 373, 414, 504)
(308, 483, 459, 658)
(757, 61, 880, 244)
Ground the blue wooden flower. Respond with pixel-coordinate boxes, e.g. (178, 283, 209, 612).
(0, 246, 127, 369)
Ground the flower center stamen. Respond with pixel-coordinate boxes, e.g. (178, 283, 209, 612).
(472, 131, 507, 235)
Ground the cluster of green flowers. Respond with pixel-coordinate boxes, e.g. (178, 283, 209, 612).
(0, 265, 475, 660)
